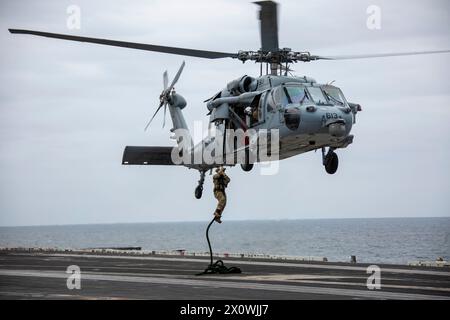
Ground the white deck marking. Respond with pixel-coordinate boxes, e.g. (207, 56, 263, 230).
(0, 291, 127, 300)
(214, 274, 450, 293)
(34, 253, 450, 277)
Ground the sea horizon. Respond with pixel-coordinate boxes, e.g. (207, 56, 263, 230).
(1, 217, 449, 264)
(1, 215, 448, 228)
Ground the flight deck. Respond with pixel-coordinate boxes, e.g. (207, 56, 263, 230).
(0, 249, 449, 300)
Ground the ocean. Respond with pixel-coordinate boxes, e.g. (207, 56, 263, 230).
(0, 217, 449, 264)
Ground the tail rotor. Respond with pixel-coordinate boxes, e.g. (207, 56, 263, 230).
(144, 61, 185, 131)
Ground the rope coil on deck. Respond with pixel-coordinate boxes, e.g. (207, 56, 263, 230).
(196, 218, 242, 275)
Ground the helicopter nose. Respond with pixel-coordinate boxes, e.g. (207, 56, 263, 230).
(328, 121, 347, 137)
(300, 105, 352, 137)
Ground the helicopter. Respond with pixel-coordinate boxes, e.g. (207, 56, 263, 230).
(9, 1, 450, 200)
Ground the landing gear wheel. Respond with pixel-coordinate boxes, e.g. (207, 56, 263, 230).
(325, 151, 338, 174)
(195, 185, 203, 199)
(195, 170, 206, 199)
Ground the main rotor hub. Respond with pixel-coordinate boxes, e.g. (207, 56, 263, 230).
(237, 49, 319, 64)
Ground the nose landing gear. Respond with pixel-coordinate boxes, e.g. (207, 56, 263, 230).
(322, 147, 339, 174)
(195, 170, 206, 199)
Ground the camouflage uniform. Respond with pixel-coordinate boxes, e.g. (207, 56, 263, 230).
(213, 168, 230, 223)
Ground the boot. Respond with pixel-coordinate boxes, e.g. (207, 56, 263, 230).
(214, 211, 222, 224)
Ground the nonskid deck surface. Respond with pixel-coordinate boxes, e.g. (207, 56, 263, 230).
(0, 251, 449, 300)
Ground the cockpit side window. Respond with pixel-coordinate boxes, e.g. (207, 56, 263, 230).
(282, 86, 309, 106)
(322, 86, 347, 106)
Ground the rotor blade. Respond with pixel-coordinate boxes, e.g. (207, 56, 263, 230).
(9, 29, 238, 59)
(254, 1, 279, 52)
(315, 50, 450, 61)
(162, 102, 169, 128)
(167, 61, 185, 92)
(163, 71, 168, 90)
(144, 101, 164, 131)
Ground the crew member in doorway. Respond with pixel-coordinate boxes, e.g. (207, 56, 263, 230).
(213, 166, 230, 223)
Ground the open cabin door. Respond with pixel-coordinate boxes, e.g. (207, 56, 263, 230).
(245, 92, 266, 128)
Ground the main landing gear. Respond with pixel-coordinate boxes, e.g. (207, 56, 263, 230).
(322, 147, 339, 174)
(195, 170, 206, 199)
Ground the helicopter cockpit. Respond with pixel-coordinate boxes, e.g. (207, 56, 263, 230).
(273, 84, 348, 108)
(262, 84, 350, 131)
(230, 83, 349, 131)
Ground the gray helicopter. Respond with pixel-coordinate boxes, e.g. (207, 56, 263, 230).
(9, 1, 450, 199)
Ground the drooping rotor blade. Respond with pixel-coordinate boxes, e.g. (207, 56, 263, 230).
(8, 29, 238, 59)
(167, 61, 185, 92)
(314, 49, 450, 61)
(254, 1, 279, 52)
(163, 71, 168, 90)
(144, 101, 164, 131)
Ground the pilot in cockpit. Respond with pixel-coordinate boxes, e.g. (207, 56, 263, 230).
(282, 86, 310, 105)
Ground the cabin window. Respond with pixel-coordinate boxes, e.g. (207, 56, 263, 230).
(266, 89, 279, 113)
(248, 93, 263, 124)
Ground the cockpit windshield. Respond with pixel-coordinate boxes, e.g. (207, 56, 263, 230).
(271, 85, 347, 108)
(281, 86, 309, 105)
(306, 87, 328, 105)
(322, 86, 346, 106)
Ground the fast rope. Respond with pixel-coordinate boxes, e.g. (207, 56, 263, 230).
(196, 218, 242, 275)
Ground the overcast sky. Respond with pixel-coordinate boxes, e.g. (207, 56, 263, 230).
(0, 0, 449, 226)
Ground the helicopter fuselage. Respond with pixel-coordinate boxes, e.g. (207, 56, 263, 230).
(193, 74, 359, 168)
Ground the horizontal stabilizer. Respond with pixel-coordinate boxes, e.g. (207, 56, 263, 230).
(122, 146, 179, 165)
